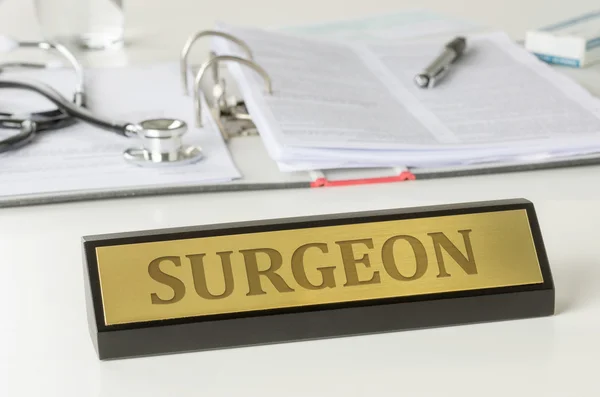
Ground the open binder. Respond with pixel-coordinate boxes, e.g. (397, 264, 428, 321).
(183, 30, 600, 186)
(3, 28, 600, 208)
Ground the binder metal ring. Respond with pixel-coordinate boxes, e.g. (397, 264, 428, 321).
(180, 30, 253, 95)
(193, 55, 273, 128)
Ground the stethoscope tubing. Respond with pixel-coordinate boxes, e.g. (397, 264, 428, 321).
(0, 77, 131, 136)
(0, 120, 37, 153)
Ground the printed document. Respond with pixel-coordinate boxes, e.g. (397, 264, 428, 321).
(212, 23, 600, 169)
(0, 63, 240, 199)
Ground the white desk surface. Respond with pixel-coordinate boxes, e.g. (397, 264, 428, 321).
(1, 0, 600, 396)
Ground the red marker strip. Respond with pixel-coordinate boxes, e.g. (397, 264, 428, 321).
(310, 171, 416, 188)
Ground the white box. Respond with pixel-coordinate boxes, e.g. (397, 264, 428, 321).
(525, 10, 600, 67)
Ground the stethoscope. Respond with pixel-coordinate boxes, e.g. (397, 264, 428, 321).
(0, 31, 271, 167)
(0, 37, 86, 150)
(0, 35, 203, 167)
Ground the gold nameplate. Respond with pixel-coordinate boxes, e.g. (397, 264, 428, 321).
(94, 208, 543, 326)
(83, 199, 555, 360)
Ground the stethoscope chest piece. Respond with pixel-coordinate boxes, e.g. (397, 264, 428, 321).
(123, 118, 204, 167)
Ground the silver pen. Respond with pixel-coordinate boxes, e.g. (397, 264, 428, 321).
(414, 36, 467, 89)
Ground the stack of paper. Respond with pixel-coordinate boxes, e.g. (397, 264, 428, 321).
(211, 23, 600, 172)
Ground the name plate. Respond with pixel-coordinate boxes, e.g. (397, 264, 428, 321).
(82, 198, 554, 360)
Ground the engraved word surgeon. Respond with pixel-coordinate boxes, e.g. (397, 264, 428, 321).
(148, 230, 477, 304)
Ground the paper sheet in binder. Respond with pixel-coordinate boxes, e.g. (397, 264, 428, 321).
(280, 9, 481, 42)
(211, 23, 600, 172)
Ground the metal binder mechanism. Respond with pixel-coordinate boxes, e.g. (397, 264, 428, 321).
(193, 55, 273, 140)
(180, 30, 272, 140)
